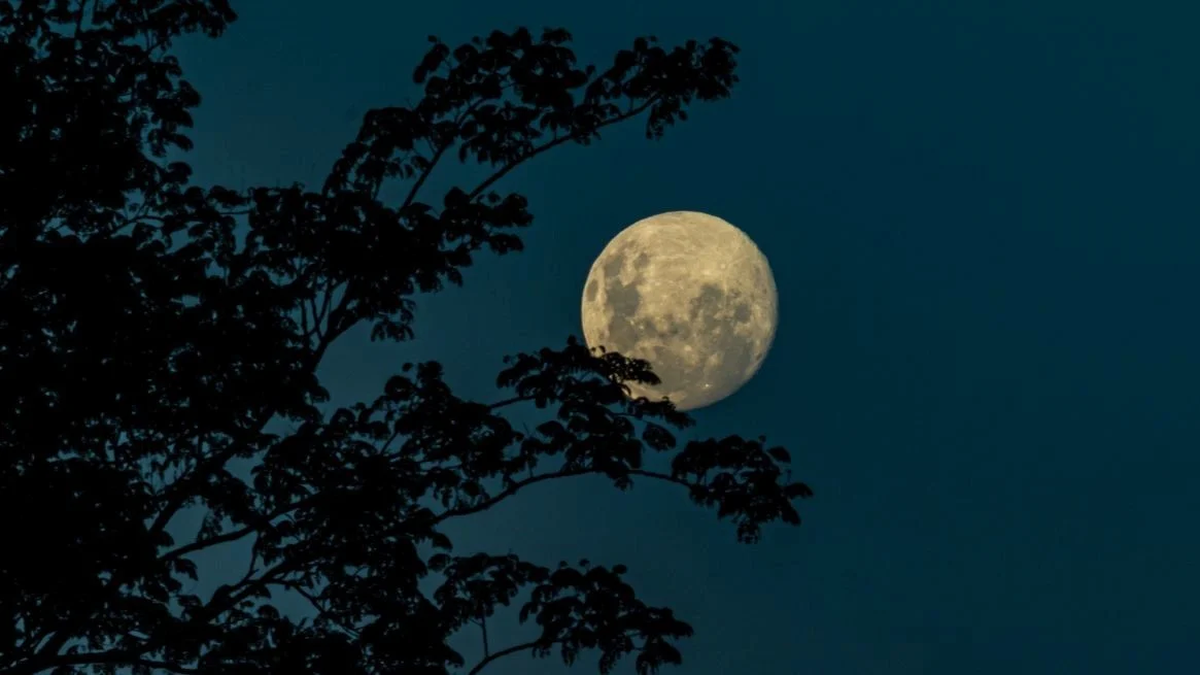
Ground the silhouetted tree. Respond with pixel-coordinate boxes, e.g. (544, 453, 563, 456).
(0, 2, 813, 674)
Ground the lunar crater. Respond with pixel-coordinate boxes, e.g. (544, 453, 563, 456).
(580, 211, 778, 410)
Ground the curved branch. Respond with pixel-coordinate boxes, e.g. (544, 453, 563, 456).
(159, 523, 256, 563)
(467, 640, 558, 675)
(402, 96, 492, 209)
(467, 95, 660, 201)
(431, 467, 692, 526)
(158, 496, 317, 564)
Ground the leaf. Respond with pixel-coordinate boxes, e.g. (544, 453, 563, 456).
(172, 557, 199, 581)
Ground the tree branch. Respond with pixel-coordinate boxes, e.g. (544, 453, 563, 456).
(480, 609, 489, 658)
(402, 95, 493, 209)
(73, 0, 89, 39)
(316, 94, 659, 357)
(128, 658, 198, 674)
(159, 523, 255, 563)
(157, 496, 317, 565)
(431, 467, 692, 526)
(148, 289, 346, 541)
(268, 581, 362, 639)
(401, 144, 447, 210)
(486, 395, 534, 410)
(299, 296, 312, 338)
(467, 95, 660, 201)
(202, 551, 310, 618)
(0, 649, 198, 675)
(467, 640, 557, 675)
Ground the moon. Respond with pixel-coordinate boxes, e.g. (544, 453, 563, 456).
(580, 211, 778, 411)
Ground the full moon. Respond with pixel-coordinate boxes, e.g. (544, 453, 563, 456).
(580, 211, 778, 411)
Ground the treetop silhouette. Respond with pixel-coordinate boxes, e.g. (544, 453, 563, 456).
(0, 2, 812, 673)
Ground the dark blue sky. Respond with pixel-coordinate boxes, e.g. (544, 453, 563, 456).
(170, 1, 1200, 672)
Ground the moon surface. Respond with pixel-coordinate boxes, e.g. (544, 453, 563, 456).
(580, 211, 778, 410)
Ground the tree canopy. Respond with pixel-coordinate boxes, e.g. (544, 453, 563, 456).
(0, 2, 813, 673)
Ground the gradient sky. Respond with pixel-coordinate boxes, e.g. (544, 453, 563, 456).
(166, 1, 1200, 672)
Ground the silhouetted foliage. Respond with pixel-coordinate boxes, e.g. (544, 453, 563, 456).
(0, 2, 812, 674)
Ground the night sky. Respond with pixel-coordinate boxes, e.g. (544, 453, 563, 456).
(167, 1, 1200, 672)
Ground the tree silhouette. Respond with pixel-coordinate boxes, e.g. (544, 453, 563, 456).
(0, 2, 813, 674)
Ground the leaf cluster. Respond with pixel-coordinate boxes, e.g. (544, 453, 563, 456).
(0, 4, 810, 675)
